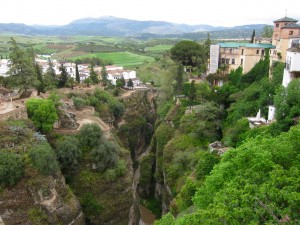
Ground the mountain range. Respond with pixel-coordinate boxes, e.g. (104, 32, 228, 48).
(0, 16, 269, 39)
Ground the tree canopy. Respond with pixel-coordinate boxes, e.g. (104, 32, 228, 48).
(170, 40, 206, 68)
(26, 98, 58, 133)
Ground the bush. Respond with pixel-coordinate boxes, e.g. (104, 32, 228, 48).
(80, 192, 103, 218)
(78, 123, 103, 151)
(90, 139, 119, 172)
(55, 136, 82, 171)
(29, 143, 59, 176)
(0, 151, 24, 186)
(72, 96, 86, 109)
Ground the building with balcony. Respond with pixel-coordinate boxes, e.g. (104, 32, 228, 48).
(282, 37, 300, 87)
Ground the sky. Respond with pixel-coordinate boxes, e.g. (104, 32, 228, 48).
(2, 0, 300, 27)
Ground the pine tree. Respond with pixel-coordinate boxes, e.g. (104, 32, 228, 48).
(101, 65, 109, 86)
(250, 29, 256, 43)
(127, 78, 134, 89)
(173, 64, 184, 96)
(7, 38, 37, 91)
(58, 64, 69, 88)
(188, 80, 196, 105)
(89, 64, 99, 84)
(35, 63, 44, 95)
(204, 33, 212, 59)
(75, 63, 80, 83)
(44, 58, 57, 90)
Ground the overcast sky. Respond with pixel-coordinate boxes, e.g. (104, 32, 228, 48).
(2, 0, 300, 27)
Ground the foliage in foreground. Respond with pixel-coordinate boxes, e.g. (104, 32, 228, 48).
(156, 124, 300, 224)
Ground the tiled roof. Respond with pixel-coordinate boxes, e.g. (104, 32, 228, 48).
(274, 16, 298, 23)
(282, 23, 300, 29)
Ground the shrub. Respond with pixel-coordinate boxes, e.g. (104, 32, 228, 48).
(90, 139, 119, 172)
(55, 136, 82, 171)
(78, 123, 103, 151)
(0, 151, 24, 186)
(72, 96, 86, 109)
(29, 143, 59, 176)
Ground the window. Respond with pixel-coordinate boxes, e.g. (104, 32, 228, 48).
(241, 59, 244, 65)
(232, 59, 235, 64)
(230, 48, 232, 53)
(276, 23, 279, 28)
(225, 59, 230, 64)
(256, 50, 259, 54)
(289, 31, 294, 35)
(262, 50, 265, 55)
(221, 58, 225, 64)
(241, 49, 244, 55)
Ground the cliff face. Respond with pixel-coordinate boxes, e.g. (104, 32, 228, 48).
(0, 120, 85, 225)
(0, 167, 84, 225)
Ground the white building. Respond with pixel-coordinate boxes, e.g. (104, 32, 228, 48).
(0, 59, 9, 77)
(282, 37, 300, 87)
(209, 45, 220, 74)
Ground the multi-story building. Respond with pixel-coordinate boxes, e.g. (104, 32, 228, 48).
(209, 42, 274, 75)
(271, 16, 300, 63)
(282, 37, 300, 87)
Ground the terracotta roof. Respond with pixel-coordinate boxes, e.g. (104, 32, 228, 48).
(274, 16, 298, 23)
(282, 23, 300, 29)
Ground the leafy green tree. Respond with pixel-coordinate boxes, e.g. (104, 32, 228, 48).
(170, 40, 206, 68)
(262, 25, 273, 38)
(0, 151, 24, 186)
(78, 123, 103, 151)
(109, 101, 125, 121)
(55, 136, 82, 171)
(44, 59, 57, 90)
(89, 65, 99, 84)
(29, 143, 59, 176)
(75, 63, 80, 83)
(7, 38, 37, 91)
(274, 79, 300, 130)
(84, 77, 91, 87)
(127, 78, 134, 89)
(90, 138, 119, 172)
(26, 98, 58, 133)
(58, 63, 69, 88)
(119, 75, 126, 87)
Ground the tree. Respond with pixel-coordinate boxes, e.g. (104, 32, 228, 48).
(29, 143, 59, 175)
(26, 98, 58, 133)
(78, 123, 103, 151)
(127, 78, 134, 89)
(44, 58, 57, 90)
(35, 63, 44, 95)
(0, 151, 24, 186)
(55, 136, 82, 172)
(101, 65, 109, 86)
(7, 38, 37, 91)
(173, 64, 184, 96)
(188, 80, 196, 104)
(75, 63, 80, 83)
(204, 33, 212, 59)
(89, 64, 99, 84)
(262, 25, 273, 38)
(170, 40, 206, 68)
(58, 63, 69, 88)
(90, 138, 119, 172)
(250, 29, 256, 43)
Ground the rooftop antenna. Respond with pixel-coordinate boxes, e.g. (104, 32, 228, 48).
(285, 9, 287, 17)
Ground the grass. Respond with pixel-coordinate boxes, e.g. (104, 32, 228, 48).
(146, 45, 173, 52)
(70, 52, 154, 67)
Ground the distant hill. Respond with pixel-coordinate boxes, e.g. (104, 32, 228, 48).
(0, 16, 269, 39)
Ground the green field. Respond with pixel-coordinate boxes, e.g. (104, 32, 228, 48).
(146, 45, 173, 52)
(70, 52, 154, 67)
